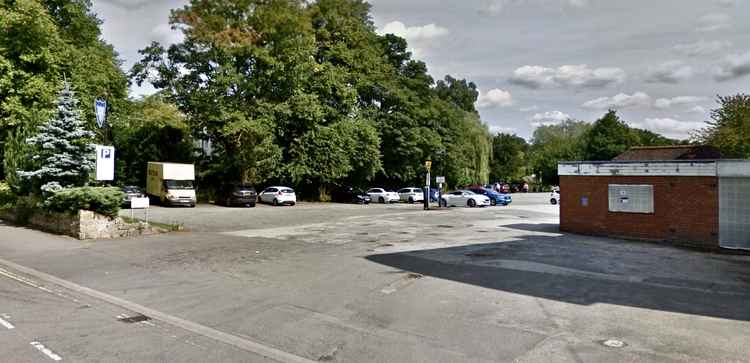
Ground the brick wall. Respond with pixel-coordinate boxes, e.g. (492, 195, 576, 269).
(559, 175, 719, 249)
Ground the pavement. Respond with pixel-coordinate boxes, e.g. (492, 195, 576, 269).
(0, 193, 748, 362)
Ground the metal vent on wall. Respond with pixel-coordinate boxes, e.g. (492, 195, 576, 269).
(608, 184, 654, 214)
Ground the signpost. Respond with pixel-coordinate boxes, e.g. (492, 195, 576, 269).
(95, 145, 115, 181)
(129, 197, 150, 223)
(424, 161, 432, 210)
(436, 176, 445, 207)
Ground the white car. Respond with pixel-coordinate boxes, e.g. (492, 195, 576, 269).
(550, 189, 560, 205)
(440, 190, 491, 208)
(397, 187, 424, 203)
(259, 186, 296, 206)
(367, 188, 400, 204)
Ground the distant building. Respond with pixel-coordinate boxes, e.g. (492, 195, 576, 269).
(558, 153, 750, 251)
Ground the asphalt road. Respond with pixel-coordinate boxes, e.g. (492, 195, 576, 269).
(0, 193, 749, 362)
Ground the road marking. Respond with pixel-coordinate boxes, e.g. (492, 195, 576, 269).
(30, 341, 62, 361)
(0, 315, 14, 329)
(0, 258, 315, 363)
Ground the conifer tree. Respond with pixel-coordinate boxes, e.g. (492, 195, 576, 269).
(20, 81, 95, 193)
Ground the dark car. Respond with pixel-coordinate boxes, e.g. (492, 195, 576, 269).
(121, 186, 145, 208)
(331, 186, 371, 204)
(216, 183, 257, 207)
(468, 187, 512, 206)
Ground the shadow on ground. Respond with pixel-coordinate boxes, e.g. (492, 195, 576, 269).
(366, 223, 750, 321)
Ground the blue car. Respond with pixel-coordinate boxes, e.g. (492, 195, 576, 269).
(469, 188, 512, 206)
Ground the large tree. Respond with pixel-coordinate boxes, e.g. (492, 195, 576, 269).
(529, 120, 590, 185)
(0, 0, 127, 179)
(697, 94, 750, 158)
(490, 133, 528, 183)
(582, 110, 638, 161)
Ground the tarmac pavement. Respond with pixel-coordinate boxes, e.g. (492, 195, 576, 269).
(0, 193, 748, 362)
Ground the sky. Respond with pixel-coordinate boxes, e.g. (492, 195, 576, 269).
(92, 0, 750, 140)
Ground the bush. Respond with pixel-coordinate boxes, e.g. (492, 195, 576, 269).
(0, 181, 16, 208)
(44, 187, 125, 218)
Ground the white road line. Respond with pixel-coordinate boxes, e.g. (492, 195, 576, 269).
(30, 341, 62, 361)
(0, 258, 316, 363)
(0, 316, 14, 329)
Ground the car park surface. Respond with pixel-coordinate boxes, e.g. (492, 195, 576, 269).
(0, 194, 748, 362)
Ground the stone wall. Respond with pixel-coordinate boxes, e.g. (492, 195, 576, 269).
(1, 208, 160, 240)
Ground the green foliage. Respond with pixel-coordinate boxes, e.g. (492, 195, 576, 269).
(582, 110, 638, 161)
(132, 0, 491, 193)
(0, 0, 127, 177)
(490, 133, 528, 182)
(20, 82, 95, 193)
(111, 96, 194, 186)
(630, 127, 678, 146)
(0, 181, 16, 207)
(697, 94, 750, 158)
(43, 186, 124, 218)
(529, 120, 590, 185)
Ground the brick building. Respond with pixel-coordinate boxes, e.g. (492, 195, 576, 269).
(558, 159, 750, 251)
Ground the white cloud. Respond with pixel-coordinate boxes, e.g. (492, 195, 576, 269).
(530, 110, 571, 127)
(151, 23, 184, 46)
(486, 0, 588, 13)
(519, 105, 539, 112)
(696, 13, 731, 32)
(631, 118, 707, 139)
(673, 40, 732, 57)
(380, 21, 449, 42)
(582, 92, 651, 110)
(653, 96, 707, 109)
(99, 0, 153, 10)
(476, 88, 514, 108)
(713, 50, 750, 81)
(645, 61, 695, 83)
(489, 125, 517, 134)
(688, 105, 708, 114)
(509, 64, 625, 89)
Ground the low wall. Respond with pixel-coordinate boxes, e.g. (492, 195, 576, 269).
(0, 208, 159, 240)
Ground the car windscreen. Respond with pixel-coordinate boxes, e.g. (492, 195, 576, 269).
(233, 185, 255, 192)
(123, 186, 141, 193)
(165, 180, 194, 190)
(463, 191, 476, 195)
(281, 188, 294, 194)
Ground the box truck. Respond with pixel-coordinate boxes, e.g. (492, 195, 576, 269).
(146, 162, 196, 207)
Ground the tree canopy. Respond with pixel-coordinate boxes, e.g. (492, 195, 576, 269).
(697, 94, 750, 158)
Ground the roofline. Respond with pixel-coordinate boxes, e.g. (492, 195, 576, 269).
(557, 159, 750, 165)
(627, 145, 706, 150)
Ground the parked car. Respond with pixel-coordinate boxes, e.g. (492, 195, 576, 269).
(121, 186, 145, 208)
(468, 187, 512, 206)
(510, 183, 521, 193)
(440, 190, 491, 208)
(331, 186, 371, 204)
(259, 186, 296, 206)
(550, 189, 560, 205)
(216, 183, 257, 207)
(397, 187, 424, 204)
(367, 188, 400, 204)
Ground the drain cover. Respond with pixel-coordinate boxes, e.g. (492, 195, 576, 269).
(600, 339, 627, 348)
(118, 314, 151, 324)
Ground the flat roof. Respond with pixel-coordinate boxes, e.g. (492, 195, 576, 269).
(559, 159, 750, 177)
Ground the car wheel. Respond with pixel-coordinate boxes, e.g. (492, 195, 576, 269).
(379, 197, 385, 204)
(408, 197, 414, 204)
(440, 199, 448, 207)
(550, 198, 557, 205)
(467, 199, 476, 208)
(273, 198, 279, 206)
(249, 203, 256, 208)
(490, 199, 497, 206)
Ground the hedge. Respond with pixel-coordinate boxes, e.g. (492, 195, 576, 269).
(0, 182, 15, 208)
(44, 187, 125, 218)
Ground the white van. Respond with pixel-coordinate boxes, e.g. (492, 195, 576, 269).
(146, 162, 196, 207)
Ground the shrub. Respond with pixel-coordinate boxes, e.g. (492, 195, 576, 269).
(0, 182, 16, 208)
(44, 187, 125, 218)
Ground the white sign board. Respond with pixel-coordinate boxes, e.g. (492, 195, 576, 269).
(130, 197, 150, 209)
(436, 176, 446, 183)
(95, 145, 115, 181)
